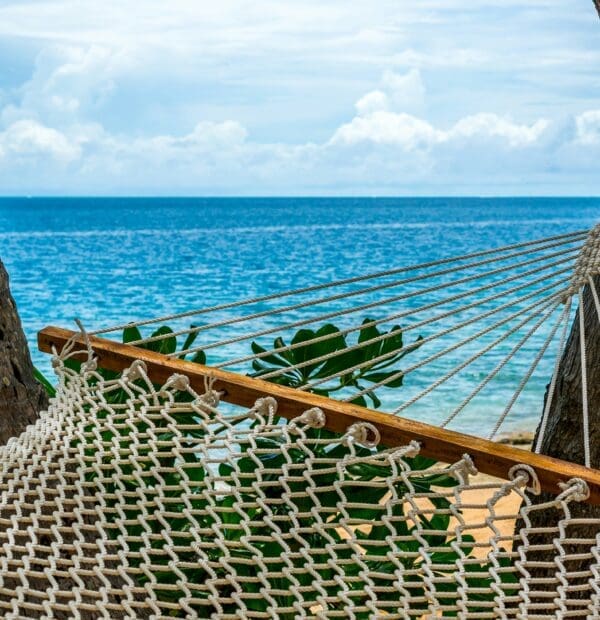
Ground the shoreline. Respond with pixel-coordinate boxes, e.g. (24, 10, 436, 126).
(494, 430, 534, 448)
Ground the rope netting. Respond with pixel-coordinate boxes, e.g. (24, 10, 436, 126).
(0, 349, 598, 619)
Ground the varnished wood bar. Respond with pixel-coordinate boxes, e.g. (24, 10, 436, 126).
(39, 325, 600, 504)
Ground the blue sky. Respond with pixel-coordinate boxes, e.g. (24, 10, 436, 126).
(0, 1, 598, 195)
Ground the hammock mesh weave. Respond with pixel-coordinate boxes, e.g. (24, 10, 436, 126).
(0, 349, 598, 619)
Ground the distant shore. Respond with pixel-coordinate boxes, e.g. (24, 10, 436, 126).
(495, 430, 534, 448)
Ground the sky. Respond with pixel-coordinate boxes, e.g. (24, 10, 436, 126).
(0, 1, 598, 195)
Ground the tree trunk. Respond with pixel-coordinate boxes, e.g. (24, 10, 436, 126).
(0, 258, 48, 444)
(533, 275, 600, 471)
(517, 274, 600, 593)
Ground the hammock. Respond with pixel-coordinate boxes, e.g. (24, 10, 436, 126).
(2, 225, 600, 618)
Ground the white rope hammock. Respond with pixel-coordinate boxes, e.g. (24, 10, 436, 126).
(1, 225, 599, 618)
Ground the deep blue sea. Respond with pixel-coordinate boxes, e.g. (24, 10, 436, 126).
(2, 197, 599, 435)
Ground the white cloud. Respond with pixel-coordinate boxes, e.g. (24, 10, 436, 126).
(0, 1, 400, 61)
(575, 110, 600, 145)
(0, 119, 81, 162)
(1, 45, 127, 129)
(331, 111, 441, 148)
(0, 102, 589, 195)
(354, 69, 425, 118)
(381, 68, 425, 113)
(355, 90, 389, 116)
(139, 121, 247, 156)
(333, 77, 550, 152)
(0, 0, 597, 194)
(0, 86, 596, 194)
(448, 114, 550, 147)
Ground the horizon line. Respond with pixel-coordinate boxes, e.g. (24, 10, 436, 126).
(1, 195, 600, 200)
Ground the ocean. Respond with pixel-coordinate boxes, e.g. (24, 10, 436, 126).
(2, 197, 599, 435)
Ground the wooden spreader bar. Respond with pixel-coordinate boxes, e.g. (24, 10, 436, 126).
(39, 325, 600, 505)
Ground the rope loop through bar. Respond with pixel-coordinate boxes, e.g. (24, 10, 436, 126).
(508, 463, 542, 496)
(254, 395, 278, 422)
(558, 477, 591, 503)
(121, 358, 148, 382)
(342, 422, 381, 448)
(292, 407, 327, 429)
(452, 453, 478, 485)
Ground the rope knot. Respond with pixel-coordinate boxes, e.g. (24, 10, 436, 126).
(167, 373, 190, 392)
(191, 387, 221, 416)
(343, 422, 381, 449)
(452, 454, 478, 484)
(200, 390, 220, 409)
(122, 359, 147, 382)
(254, 397, 278, 421)
(390, 440, 421, 460)
(293, 407, 326, 429)
(508, 463, 541, 495)
(558, 477, 590, 503)
(81, 358, 98, 373)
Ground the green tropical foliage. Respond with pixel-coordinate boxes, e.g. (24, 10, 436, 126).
(249, 318, 423, 408)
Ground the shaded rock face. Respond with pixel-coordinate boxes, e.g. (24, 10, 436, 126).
(0, 259, 48, 444)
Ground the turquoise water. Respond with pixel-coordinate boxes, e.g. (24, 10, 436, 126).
(2, 197, 599, 434)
